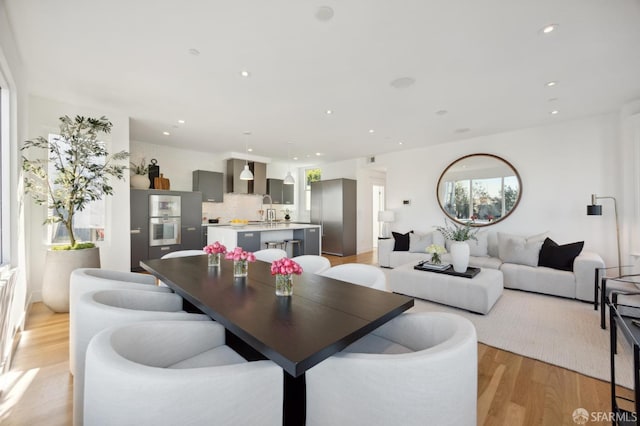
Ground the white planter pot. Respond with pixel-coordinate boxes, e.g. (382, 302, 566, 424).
(42, 247, 101, 312)
(450, 241, 470, 273)
(130, 174, 150, 189)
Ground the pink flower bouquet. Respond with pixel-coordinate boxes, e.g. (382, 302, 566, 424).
(203, 241, 227, 255)
(224, 247, 256, 262)
(270, 257, 303, 276)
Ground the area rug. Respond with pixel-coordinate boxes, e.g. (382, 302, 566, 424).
(404, 288, 634, 388)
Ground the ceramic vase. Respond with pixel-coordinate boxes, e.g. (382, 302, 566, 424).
(130, 174, 150, 189)
(450, 241, 470, 273)
(42, 247, 101, 312)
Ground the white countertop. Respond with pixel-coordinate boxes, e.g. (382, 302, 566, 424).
(210, 223, 320, 232)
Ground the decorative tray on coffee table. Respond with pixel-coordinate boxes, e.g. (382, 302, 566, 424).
(413, 261, 480, 279)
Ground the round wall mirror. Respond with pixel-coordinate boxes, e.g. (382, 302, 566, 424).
(436, 153, 522, 227)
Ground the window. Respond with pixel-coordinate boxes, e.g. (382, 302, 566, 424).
(305, 168, 321, 211)
(441, 176, 519, 223)
(46, 133, 105, 245)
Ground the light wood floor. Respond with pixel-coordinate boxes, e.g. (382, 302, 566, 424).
(0, 251, 633, 425)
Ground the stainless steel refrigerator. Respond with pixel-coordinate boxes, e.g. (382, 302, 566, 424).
(310, 178, 357, 256)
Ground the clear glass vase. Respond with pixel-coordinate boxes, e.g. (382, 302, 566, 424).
(275, 273, 293, 296)
(208, 253, 221, 268)
(233, 260, 248, 277)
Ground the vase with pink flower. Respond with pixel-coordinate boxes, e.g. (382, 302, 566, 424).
(225, 247, 256, 277)
(203, 241, 226, 268)
(270, 257, 303, 296)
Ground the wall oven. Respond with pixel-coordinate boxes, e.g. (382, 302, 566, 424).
(149, 194, 181, 246)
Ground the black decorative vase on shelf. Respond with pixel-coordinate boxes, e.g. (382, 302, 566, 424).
(148, 158, 159, 189)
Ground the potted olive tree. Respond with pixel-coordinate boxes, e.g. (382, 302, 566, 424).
(22, 115, 129, 312)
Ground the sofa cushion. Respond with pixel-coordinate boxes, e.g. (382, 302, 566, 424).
(392, 231, 412, 251)
(409, 232, 433, 253)
(538, 238, 584, 271)
(501, 263, 576, 299)
(497, 231, 548, 263)
(443, 230, 489, 257)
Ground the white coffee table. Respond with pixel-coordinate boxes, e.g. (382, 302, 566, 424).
(388, 262, 503, 314)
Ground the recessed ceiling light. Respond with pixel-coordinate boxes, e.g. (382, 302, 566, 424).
(178, 119, 185, 124)
(188, 48, 200, 56)
(163, 131, 170, 136)
(315, 152, 322, 156)
(398, 141, 403, 145)
(325, 109, 333, 115)
(455, 128, 471, 134)
(240, 70, 250, 78)
(293, 157, 298, 161)
(390, 77, 416, 89)
(247, 148, 253, 152)
(315, 6, 334, 21)
(436, 110, 448, 116)
(368, 129, 375, 134)
(550, 110, 559, 115)
(546, 81, 557, 87)
(541, 24, 558, 34)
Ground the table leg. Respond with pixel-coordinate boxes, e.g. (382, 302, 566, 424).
(284, 372, 306, 426)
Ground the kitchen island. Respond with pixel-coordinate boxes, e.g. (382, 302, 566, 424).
(206, 223, 321, 256)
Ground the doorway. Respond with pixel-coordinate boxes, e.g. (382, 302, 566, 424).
(372, 184, 385, 247)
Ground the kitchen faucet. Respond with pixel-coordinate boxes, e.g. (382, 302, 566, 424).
(263, 194, 275, 224)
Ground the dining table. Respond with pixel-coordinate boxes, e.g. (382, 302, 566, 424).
(140, 255, 414, 425)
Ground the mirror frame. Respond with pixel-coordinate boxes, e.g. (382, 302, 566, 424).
(436, 153, 522, 227)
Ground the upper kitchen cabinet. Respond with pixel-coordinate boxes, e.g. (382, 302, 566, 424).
(192, 170, 223, 202)
(266, 178, 283, 203)
(226, 159, 267, 194)
(267, 178, 294, 204)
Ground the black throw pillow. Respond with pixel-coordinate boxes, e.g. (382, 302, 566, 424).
(538, 237, 584, 271)
(392, 231, 412, 251)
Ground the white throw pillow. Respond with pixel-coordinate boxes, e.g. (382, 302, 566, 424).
(409, 232, 433, 253)
(498, 231, 548, 264)
(443, 231, 489, 257)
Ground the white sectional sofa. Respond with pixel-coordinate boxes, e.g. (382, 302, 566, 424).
(378, 230, 604, 303)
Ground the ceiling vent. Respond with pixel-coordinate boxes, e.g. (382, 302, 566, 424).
(366, 156, 376, 164)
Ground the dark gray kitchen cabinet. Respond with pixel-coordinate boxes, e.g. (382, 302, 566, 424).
(237, 231, 261, 253)
(180, 191, 203, 250)
(267, 178, 283, 204)
(130, 189, 149, 271)
(192, 170, 223, 202)
(282, 182, 294, 205)
(294, 227, 320, 256)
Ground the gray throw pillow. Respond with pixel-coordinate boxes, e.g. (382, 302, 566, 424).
(444, 231, 489, 257)
(501, 238, 544, 267)
(498, 231, 548, 262)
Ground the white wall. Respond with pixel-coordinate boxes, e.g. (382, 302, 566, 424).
(371, 113, 622, 267)
(27, 96, 131, 301)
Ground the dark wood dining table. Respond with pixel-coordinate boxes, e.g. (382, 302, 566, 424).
(141, 255, 414, 425)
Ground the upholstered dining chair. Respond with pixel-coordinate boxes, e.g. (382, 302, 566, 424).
(291, 255, 331, 275)
(84, 320, 283, 426)
(254, 248, 287, 263)
(320, 263, 387, 291)
(69, 268, 170, 375)
(305, 312, 478, 426)
(161, 250, 206, 259)
(73, 289, 210, 426)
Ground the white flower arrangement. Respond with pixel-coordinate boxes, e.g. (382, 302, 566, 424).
(425, 244, 446, 264)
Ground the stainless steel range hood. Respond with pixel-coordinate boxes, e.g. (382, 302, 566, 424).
(226, 159, 266, 194)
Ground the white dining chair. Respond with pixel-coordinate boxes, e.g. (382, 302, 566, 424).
(306, 312, 478, 426)
(69, 268, 170, 375)
(84, 320, 283, 426)
(161, 250, 206, 259)
(254, 248, 287, 263)
(73, 288, 210, 426)
(320, 263, 387, 291)
(292, 255, 331, 274)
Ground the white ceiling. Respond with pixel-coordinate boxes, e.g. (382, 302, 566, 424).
(5, 0, 640, 164)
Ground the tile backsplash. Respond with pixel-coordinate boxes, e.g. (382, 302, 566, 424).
(201, 193, 296, 223)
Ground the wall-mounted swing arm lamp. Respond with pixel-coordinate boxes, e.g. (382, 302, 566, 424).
(587, 193, 621, 276)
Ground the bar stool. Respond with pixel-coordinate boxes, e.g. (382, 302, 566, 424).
(284, 239, 302, 257)
(264, 241, 285, 250)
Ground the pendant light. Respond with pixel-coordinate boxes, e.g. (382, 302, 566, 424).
(283, 142, 295, 185)
(239, 131, 254, 180)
